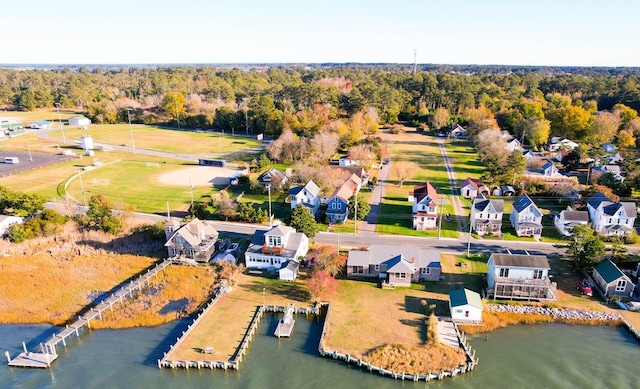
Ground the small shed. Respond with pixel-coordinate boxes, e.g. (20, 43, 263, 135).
(593, 260, 635, 298)
(69, 116, 91, 128)
(449, 288, 483, 323)
(29, 120, 52, 129)
(278, 260, 299, 281)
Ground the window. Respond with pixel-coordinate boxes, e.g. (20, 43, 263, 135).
(291, 195, 296, 201)
(478, 213, 483, 219)
(464, 310, 469, 318)
(616, 280, 627, 292)
(331, 203, 337, 210)
(499, 268, 509, 278)
(533, 269, 543, 279)
(353, 266, 364, 274)
(608, 218, 612, 223)
(399, 273, 406, 279)
(374, 264, 379, 271)
(422, 268, 430, 274)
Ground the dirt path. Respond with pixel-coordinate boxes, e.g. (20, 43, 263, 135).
(436, 138, 465, 233)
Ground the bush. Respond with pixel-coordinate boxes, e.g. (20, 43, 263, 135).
(238, 175, 250, 184)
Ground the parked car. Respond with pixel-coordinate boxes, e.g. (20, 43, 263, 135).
(577, 280, 593, 297)
(224, 243, 239, 253)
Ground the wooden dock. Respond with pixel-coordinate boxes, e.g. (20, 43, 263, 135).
(274, 305, 295, 338)
(6, 259, 172, 368)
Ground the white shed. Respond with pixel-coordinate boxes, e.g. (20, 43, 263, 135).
(449, 288, 483, 323)
(69, 116, 91, 128)
(278, 260, 299, 281)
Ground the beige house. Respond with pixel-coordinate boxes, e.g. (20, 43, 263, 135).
(164, 218, 219, 262)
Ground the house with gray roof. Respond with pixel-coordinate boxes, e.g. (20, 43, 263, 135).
(487, 252, 556, 301)
(510, 194, 543, 238)
(593, 260, 635, 298)
(553, 207, 589, 236)
(289, 180, 321, 215)
(470, 196, 503, 236)
(347, 244, 441, 287)
(449, 288, 483, 323)
(257, 168, 288, 190)
(245, 224, 309, 270)
(586, 192, 636, 237)
(164, 218, 219, 263)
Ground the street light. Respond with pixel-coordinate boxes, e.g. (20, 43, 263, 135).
(125, 108, 136, 155)
(54, 103, 66, 144)
(77, 169, 87, 206)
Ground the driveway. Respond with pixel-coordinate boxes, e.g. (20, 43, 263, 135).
(359, 158, 391, 234)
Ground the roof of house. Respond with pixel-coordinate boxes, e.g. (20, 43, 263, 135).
(246, 226, 307, 258)
(258, 168, 287, 184)
(501, 185, 515, 193)
(385, 255, 417, 274)
(289, 180, 320, 197)
(602, 202, 636, 218)
(594, 259, 627, 284)
(280, 260, 300, 273)
(266, 224, 293, 237)
(412, 182, 438, 204)
(165, 219, 218, 248)
(328, 165, 367, 180)
(449, 288, 483, 309)
(490, 253, 550, 269)
(460, 178, 479, 190)
(587, 192, 611, 209)
(329, 173, 361, 202)
(473, 197, 504, 213)
(559, 210, 589, 222)
(347, 244, 441, 270)
(512, 194, 539, 213)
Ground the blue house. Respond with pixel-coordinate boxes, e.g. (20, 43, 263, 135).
(326, 174, 362, 223)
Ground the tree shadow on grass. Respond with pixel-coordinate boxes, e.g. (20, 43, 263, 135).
(240, 276, 311, 303)
(399, 318, 427, 343)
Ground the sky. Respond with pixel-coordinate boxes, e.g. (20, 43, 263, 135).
(3, 0, 640, 67)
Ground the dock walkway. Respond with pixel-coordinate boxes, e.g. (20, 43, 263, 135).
(6, 259, 172, 368)
(274, 305, 295, 338)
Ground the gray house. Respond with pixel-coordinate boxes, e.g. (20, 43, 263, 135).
(164, 218, 219, 263)
(592, 260, 635, 298)
(347, 244, 441, 287)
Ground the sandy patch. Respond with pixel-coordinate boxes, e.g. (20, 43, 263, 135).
(157, 166, 244, 187)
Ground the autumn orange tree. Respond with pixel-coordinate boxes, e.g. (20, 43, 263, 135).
(305, 271, 338, 302)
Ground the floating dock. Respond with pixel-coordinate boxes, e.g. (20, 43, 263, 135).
(274, 305, 295, 338)
(6, 343, 58, 368)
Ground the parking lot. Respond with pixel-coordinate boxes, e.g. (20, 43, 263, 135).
(0, 150, 75, 178)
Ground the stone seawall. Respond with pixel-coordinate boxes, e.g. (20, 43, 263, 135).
(487, 304, 621, 321)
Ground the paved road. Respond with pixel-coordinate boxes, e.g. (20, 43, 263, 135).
(359, 158, 391, 234)
(437, 138, 465, 232)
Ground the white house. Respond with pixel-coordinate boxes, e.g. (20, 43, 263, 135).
(591, 165, 624, 182)
(553, 207, 589, 236)
(289, 180, 321, 215)
(257, 168, 288, 190)
(410, 182, 438, 230)
(449, 288, 483, 323)
(0, 215, 24, 237)
(548, 137, 579, 152)
(449, 124, 467, 139)
(505, 138, 523, 152)
(487, 252, 556, 301)
(346, 244, 441, 287)
(471, 196, 504, 236)
(68, 116, 91, 128)
(540, 160, 559, 177)
(245, 225, 309, 269)
(460, 178, 479, 198)
(510, 194, 543, 238)
(338, 151, 379, 170)
(593, 260, 636, 298)
(28, 120, 52, 130)
(586, 192, 636, 237)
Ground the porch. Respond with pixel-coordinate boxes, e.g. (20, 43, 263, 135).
(488, 277, 557, 301)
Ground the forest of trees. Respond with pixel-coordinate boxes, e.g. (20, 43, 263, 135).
(2, 65, 640, 150)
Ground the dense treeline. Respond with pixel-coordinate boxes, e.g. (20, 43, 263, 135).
(2, 65, 640, 146)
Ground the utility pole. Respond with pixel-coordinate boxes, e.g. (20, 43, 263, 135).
(78, 170, 87, 206)
(354, 189, 358, 235)
(54, 103, 66, 144)
(437, 192, 444, 239)
(126, 108, 136, 155)
(166, 201, 170, 220)
(267, 184, 272, 227)
(189, 179, 194, 214)
(413, 49, 417, 75)
(467, 216, 472, 256)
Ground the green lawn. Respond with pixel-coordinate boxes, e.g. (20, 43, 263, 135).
(57, 124, 261, 155)
(0, 109, 81, 123)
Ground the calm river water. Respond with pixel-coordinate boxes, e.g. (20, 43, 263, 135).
(2, 316, 640, 388)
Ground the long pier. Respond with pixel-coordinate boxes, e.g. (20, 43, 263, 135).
(6, 259, 173, 368)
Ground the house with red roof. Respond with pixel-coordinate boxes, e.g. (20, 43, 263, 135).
(409, 182, 438, 230)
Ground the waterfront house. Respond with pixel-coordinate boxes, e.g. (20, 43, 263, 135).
(164, 218, 219, 263)
(0, 215, 23, 237)
(553, 207, 589, 236)
(278, 260, 300, 281)
(510, 194, 543, 238)
(289, 180, 321, 215)
(258, 168, 288, 190)
(460, 178, 479, 198)
(346, 244, 441, 287)
(487, 252, 556, 301)
(410, 181, 438, 230)
(326, 173, 362, 223)
(592, 260, 636, 298)
(245, 224, 309, 270)
(586, 192, 636, 237)
(470, 196, 504, 236)
(449, 288, 483, 323)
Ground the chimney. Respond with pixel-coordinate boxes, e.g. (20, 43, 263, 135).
(411, 257, 415, 263)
